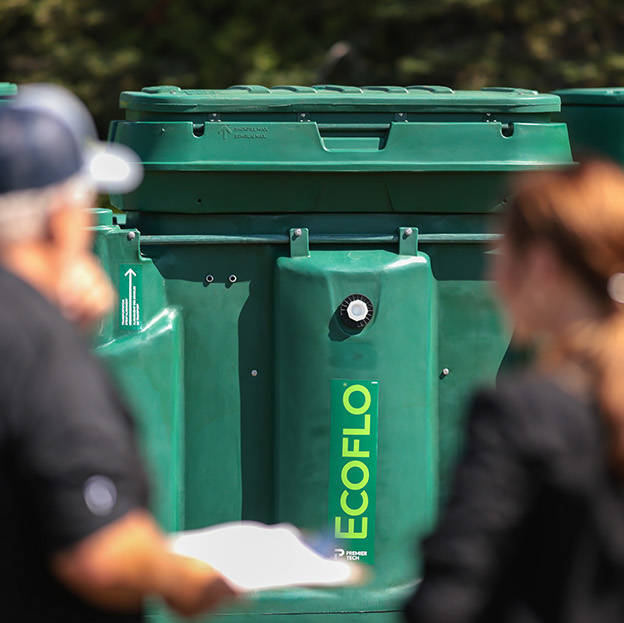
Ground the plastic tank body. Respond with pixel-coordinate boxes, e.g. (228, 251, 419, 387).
(93, 84, 573, 623)
(0, 82, 17, 105)
(554, 88, 624, 163)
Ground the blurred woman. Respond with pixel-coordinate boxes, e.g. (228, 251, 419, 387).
(404, 160, 624, 623)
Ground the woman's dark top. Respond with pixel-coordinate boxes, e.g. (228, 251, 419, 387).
(404, 373, 624, 623)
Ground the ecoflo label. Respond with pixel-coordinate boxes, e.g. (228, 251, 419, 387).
(328, 380, 379, 564)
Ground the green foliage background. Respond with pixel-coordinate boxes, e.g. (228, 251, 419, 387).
(1, 0, 623, 135)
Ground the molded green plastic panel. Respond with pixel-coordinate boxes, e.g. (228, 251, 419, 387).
(109, 85, 571, 214)
(275, 250, 437, 594)
(121, 85, 561, 114)
(96, 85, 573, 623)
(107, 212, 508, 623)
(148, 598, 408, 623)
(554, 87, 624, 106)
(108, 120, 571, 213)
(0, 82, 16, 102)
(92, 217, 184, 532)
(112, 171, 520, 215)
(110, 120, 571, 172)
(554, 88, 624, 163)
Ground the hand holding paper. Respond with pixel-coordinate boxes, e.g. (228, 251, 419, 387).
(169, 522, 367, 592)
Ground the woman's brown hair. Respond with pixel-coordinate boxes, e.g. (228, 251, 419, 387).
(505, 160, 624, 471)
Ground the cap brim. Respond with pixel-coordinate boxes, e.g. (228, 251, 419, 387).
(84, 143, 143, 194)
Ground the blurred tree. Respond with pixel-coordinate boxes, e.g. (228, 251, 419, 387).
(1, 0, 623, 135)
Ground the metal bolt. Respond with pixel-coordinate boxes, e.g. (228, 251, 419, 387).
(126, 231, 136, 241)
(228, 274, 238, 283)
(441, 368, 450, 377)
(294, 228, 302, 238)
(204, 274, 214, 284)
(251, 369, 258, 377)
(299, 113, 308, 122)
(404, 227, 413, 237)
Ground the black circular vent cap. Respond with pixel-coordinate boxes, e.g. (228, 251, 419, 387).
(339, 294, 374, 330)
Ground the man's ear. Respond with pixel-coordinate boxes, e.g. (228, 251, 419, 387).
(46, 200, 72, 245)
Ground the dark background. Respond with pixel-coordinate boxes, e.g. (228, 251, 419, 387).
(2, 0, 623, 135)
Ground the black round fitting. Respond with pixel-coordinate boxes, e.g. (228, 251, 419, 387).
(339, 294, 374, 330)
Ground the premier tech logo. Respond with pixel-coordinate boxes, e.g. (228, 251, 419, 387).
(328, 380, 379, 564)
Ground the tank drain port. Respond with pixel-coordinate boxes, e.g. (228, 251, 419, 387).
(339, 294, 374, 330)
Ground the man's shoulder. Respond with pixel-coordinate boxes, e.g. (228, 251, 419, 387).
(0, 267, 82, 367)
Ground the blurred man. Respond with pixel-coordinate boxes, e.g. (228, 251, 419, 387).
(0, 85, 235, 622)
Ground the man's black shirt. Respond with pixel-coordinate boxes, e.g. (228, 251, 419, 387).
(0, 266, 150, 621)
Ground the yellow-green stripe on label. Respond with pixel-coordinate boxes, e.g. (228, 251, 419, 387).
(328, 379, 379, 564)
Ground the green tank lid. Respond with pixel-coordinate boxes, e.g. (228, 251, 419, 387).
(0, 82, 17, 98)
(554, 88, 624, 106)
(121, 84, 561, 114)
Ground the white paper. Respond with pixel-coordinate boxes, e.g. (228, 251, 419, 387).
(168, 521, 365, 592)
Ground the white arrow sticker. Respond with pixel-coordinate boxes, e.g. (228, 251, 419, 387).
(119, 264, 142, 330)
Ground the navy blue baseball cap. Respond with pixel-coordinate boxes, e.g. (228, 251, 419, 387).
(0, 83, 142, 195)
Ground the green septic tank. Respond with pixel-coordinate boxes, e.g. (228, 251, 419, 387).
(0, 82, 17, 104)
(95, 85, 572, 623)
(554, 88, 624, 163)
